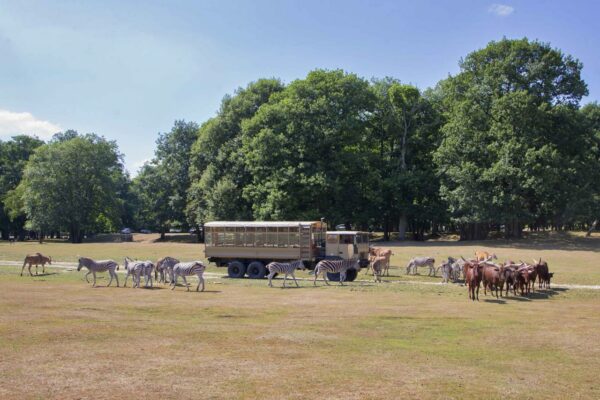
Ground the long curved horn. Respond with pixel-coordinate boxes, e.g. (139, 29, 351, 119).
(539, 257, 542, 264)
(532, 258, 538, 265)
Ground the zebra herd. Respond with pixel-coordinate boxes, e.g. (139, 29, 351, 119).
(265, 258, 361, 287)
(77, 256, 206, 291)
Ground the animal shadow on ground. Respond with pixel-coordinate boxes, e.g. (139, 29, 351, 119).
(31, 272, 59, 277)
(484, 298, 507, 304)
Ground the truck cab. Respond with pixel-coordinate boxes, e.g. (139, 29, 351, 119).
(325, 231, 370, 267)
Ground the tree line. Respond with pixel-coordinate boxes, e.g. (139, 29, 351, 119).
(1, 38, 599, 243)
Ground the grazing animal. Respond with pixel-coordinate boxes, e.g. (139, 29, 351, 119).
(77, 257, 119, 287)
(370, 256, 387, 282)
(368, 247, 393, 276)
(266, 260, 305, 288)
(438, 261, 452, 283)
(139, 260, 155, 288)
(155, 256, 180, 284)
(406, 257, 435, 276)
(475, 251, 497, 262)
(481, 262, 504, 298)
(515, 266, 533, 295)
(500, 263, 521, 296)
(543, 272, 554, 288)
(450, 257, 466, 282)
(311, 259, 360, 286)
(171, 261, 206, 292)
(21, 253, 52, 276)
(465, 261, 483, 301)
(123, 257, 145, 288)
(531, 258, 550, 289)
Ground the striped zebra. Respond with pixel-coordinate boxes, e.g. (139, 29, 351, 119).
(155, 256, 180, 284)
(140, 260, 155, 288)
(311, 259, 360, 286)
(123, 257, 145, 288)
(171, 261, 206, 292)
(266, 260, 305, 288)
(77, 257, 119, 287)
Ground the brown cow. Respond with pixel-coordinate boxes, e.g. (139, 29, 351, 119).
(481, 262, 504, 298)
(21, 253, 52, 276)
(515, 265, 536, 296)
(531, 258, 550, 289)
(500, 263, 521, 296)
(465, 261, 484, 301)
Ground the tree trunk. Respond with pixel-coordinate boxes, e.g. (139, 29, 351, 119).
(459, 222, 489, 241)
(398, 213, 407, 241)
(160, 228, 166, 241)
(586, 220, 598, 237)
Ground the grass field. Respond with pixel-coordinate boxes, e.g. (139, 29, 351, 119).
(1, 232, 600, 399)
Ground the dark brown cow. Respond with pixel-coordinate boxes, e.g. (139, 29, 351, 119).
(500, 263, 521, 296)
(531, 258, 550, 289)
(515, 266, 537, 296)
(465, 262, 484, 301)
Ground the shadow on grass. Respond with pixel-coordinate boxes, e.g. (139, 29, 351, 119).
(27, 272, 60, 277)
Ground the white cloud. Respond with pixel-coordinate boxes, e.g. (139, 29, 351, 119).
(489, 3, 514, 16)
(0, 109, 61, 139)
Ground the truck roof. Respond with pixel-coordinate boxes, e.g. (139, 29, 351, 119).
(327, 231, 367, 235)
(204, 221, 321, 228)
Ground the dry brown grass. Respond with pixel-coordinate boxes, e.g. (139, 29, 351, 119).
(1, 262, 600, 399)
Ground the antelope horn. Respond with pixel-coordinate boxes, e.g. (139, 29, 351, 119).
(538, 257, 542, 264)
(532, 258, 538, 265)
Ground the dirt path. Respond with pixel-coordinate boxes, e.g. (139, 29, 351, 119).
(2, 260, 599, 290)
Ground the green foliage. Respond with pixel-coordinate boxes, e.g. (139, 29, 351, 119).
(241, 70, 377, 225)
(16, 132, 125, 242)
(186, 79, 284, 224)
(435, 38, 591, 239)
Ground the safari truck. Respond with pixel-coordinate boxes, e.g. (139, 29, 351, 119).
(204, 221, 370, 281)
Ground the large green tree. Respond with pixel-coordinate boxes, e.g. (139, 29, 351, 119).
(435, 38, 589, 239)
(241, 69, 378, 226)
(0, 135, 44, 240)
(13, 133, 125, 243)
(186, 79, 284, 228)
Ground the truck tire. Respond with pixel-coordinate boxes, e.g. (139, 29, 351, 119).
(326, 268, 358, 282)
(247, 261, 266, 279)
(228, 261, 246, 279)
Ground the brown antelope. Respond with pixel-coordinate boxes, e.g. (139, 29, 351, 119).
(21, 253, 52, 276)
(475, 251, 497, 262)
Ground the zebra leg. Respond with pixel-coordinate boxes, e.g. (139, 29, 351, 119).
(197, 274, 204, 292)
(107, 271, 113, 287)
(85, 271, 92, 283)
(28, 264, 33, 276)
(182, 275, 190, 291)
(339, 272, 345, 286)
(323, 272, 330, 286)
(171, 273, 178, 290)
(114, 270, 120, 287)
(124, 272, 129, 287)
(313, 270, 318, 286)
(292, 272, 299, 287)
(283, 273, 288, 288)
(35, 264, 38, 275)
(92, 271, 97, 287)
(267, 271, 275, 287)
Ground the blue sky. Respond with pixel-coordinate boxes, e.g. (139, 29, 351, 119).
(1, 0, 598, 174)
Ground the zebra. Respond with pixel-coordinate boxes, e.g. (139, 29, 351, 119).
(123, 257, 145, 288)
(171, 261, 206, 292)
(140, 260, 155, 288)
(311, 259, 360, 286)
(266, 260, 306, 288)
(155, 256, 180, 284)
(406, 257, 435, 276)
(77, 257, 119, 287)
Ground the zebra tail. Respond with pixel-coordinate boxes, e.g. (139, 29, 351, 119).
(308, 268, 316, 275)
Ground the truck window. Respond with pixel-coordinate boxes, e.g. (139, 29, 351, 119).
(205, 228, 213, 246)
(278, 227, 289, 247)
(340, 234, 353, 244)
(327, 234, 338, 244)
(245, 227, 255, 247)
(289, 227, 299, 247)
(255, 227, 266, 247)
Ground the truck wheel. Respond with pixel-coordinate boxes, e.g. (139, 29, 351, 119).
(326, 269, 358, 282)
(345, 269, 358, 282)
(247, 261, 266, 279)
(228, 261, 246, 279)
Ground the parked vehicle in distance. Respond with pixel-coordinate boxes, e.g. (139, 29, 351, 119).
(189, 227, 203, 234)
(169, 228, 182, 233)
(140, 229, 151, 234)
(120, 228, 132, 234)
(204, 221, 369, 281)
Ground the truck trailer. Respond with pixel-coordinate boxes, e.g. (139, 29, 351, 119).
(204, 221, 369, 281)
